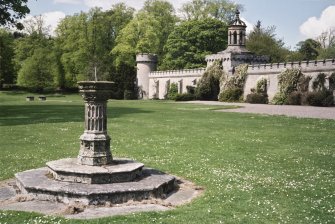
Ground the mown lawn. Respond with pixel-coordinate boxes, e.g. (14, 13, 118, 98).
(0, 91, 334, 224)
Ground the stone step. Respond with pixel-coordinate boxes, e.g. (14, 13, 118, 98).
(15, 167, 176, 206)
(47, 158, 144, 184)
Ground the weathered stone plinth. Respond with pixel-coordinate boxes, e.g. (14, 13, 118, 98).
(47, 158, 144, 184)
(78, 81, 114, 166)
(15, 167, 176, 206)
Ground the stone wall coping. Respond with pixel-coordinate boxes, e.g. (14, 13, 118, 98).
(149, 68, 206, 78)
(248, 59, 335, 71)
(205, 53, 269, 62)
(136, 53, 158, 63)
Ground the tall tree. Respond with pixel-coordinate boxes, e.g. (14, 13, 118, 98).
(112, 12, 160, 66)
(17, 47, 58, 91)
(316, 28, 335, 49)
(246, 21, 289, 63)
(14, 16, 62, 90)
(316, 28, 335, 59)
(141, 0, 178, 58)
(0, 29, 16, 87)
(161, 18, 228, 70)
(56, 4, 134, 87)
(112, 0, 177, 66)
(0, 0, 30, 29)
(297, 38, 321, 60)
(318, 44, 335, 59)
(180, 0, 241, 23)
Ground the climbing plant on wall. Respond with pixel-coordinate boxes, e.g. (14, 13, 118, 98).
(218, 64, 248, 102)
(245, 77, 269, 104)
(329, 72, 335, 91)
(166, 82, 178, 100)
(195, 61, 224, 100)
(272, 68, 304, 105)
(312, 73, 327, 92)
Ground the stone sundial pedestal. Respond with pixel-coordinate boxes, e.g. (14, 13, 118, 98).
(78, 81, 113, 166)
(14, 81, 177, 206)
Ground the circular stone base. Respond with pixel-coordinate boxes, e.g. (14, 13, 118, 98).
(47, 158, 144, 184)
(15, 167, 176, 206)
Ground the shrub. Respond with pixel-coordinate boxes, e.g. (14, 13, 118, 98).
(124, 90, 137, 100)
(312, 73, 327, 92)
(222, 64, 248, 90)
(246, 93, 268, 104)
(304, 91, 334, 107)
(256, 78, 267, 94)
(273, 68, 305, 104)
(298, 75, 312, 92)
(186, 85, 195, 94)
(287, 91, 302, 105)
(167, 83, 178, 100)
(329, 72, 335, 92)
(219, 88, 243, 102)
(272, 93, 286, 105)
(219, 64, 248, 102)
(175, 93, 196, 101)
(196, 61, 223, 100)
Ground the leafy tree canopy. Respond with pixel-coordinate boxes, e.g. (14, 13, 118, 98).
(180, 0, 241, 23)
(0, 28, 16, 85)
(56, 4, 134, 84)
(17, 47, 58, 91)
(112, 0, 177, 66)
(160, 18, 228, 70)
(297, 38, 321, 60)
(318, 44, 335, 59)
(246, 21, 289, 63)
(0, 0, 30, 29)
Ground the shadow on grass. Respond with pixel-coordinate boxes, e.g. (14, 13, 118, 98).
(0, 105, 152, 126)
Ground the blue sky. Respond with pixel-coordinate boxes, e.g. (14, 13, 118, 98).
(26, 0, 335, 49)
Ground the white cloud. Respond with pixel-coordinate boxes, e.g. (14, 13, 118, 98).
(43, 11, 66, 36)
(300, 5, 335, 39)
(54, 0, 81, 4)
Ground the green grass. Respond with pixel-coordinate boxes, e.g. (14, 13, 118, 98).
(0, 91, 334, 224)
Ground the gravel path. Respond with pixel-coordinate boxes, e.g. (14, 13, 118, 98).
(184, 101, 335, 120)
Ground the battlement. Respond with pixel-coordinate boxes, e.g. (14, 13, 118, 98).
(205, 53, 269, 63)
(149, 68, 206, 78)
(248, 59, 335, 74)
(136, 53, 158, 63)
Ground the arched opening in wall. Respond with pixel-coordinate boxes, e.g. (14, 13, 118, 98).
(155, 80, 159, 99)
(165, 80, 170, 99)
(229, 32, 232, 44)
(178, 79, 183, 94)
(233, 31, 237, 45)
(239, 31, 243, 44)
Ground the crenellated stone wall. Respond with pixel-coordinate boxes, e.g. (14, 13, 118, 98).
(137, 10, 335, 101)
(245, 59, 335, 100)
(144, 59, 335, 100)
(148, 68, 205, 99)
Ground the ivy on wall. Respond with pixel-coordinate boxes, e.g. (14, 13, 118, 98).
(272, 68, 304, 105)
(218, 64, 248, 102)
(195, 61, 224, 101)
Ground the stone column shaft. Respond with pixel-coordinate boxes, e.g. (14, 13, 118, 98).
(77, 81, 113, 166)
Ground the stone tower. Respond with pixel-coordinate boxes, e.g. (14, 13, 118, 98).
(206, 9, 269, 74)
(136, 53, 158, 99)
(226, 9, 247, 52)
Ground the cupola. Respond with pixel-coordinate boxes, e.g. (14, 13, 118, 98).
(228, 9, 247, 47)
